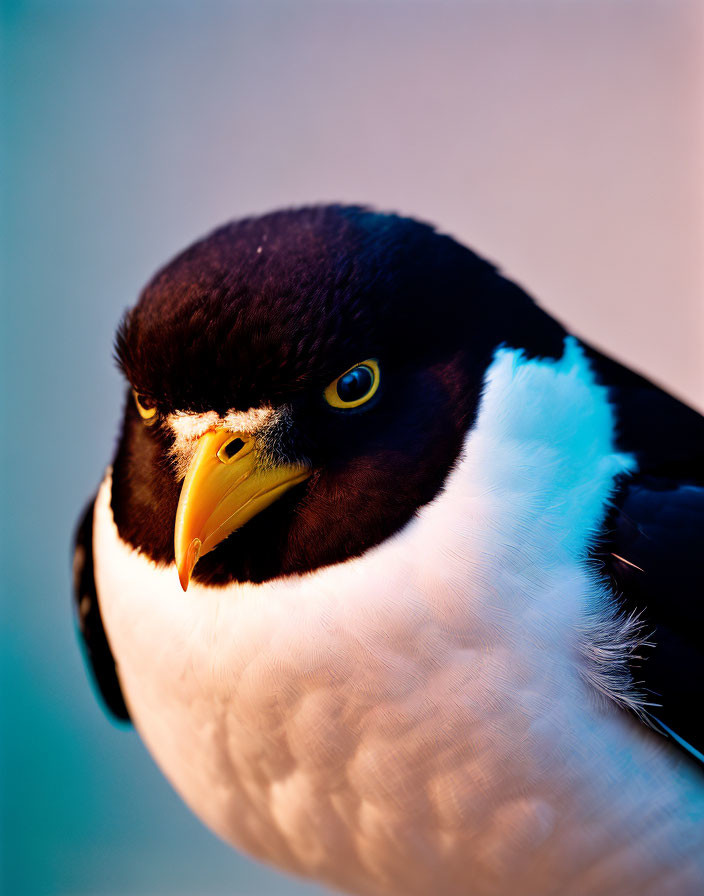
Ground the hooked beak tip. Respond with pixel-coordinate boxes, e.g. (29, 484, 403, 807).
(178, 538, 202, 592)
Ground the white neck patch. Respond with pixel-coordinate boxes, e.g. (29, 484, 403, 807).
(473, 337, 643, 713)
(472, 336, 636, 557)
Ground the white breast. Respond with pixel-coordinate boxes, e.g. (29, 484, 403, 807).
(94, 339, 704, 896)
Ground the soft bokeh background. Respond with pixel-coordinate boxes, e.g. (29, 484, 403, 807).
(2, 1, 702, 893)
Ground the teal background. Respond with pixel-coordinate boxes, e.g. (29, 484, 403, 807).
(1, 2, 702, 894)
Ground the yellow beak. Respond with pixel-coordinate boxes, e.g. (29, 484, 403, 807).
(173, 427, 311, 591)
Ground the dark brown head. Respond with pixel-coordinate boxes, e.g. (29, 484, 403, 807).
(111, 204, 564, 586)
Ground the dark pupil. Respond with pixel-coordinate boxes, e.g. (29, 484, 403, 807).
(337, 366, 373, 403)
(137, 394, 154, 410)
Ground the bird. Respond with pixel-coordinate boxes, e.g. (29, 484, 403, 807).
(73, 205, 704, 896)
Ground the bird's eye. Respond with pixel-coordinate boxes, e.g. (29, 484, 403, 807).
(133, 391, 158, 424)
(324, 360, 380, 409)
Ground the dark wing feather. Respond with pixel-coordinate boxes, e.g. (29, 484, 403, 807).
(584, 342, 704, 759)
(73, 499, 131, 722)
(601, 477, 704, 754)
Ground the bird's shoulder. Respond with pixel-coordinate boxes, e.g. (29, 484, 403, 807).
(73, 497, 131, 722)
(586, 344, 704, 759)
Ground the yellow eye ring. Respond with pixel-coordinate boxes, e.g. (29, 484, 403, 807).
(133, 390, 158, 424)
(324, 359, 380, 409)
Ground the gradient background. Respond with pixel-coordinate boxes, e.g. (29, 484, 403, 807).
(2, 1, 703, 894)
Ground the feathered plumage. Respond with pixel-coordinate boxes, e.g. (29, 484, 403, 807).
(74, 206, 704, 896)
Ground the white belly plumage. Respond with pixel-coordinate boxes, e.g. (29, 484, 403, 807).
(93, 341, 704, 895)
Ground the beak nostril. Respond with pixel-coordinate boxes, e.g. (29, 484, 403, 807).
(218, 437, 246, 464)
(174, 425, 312, 589)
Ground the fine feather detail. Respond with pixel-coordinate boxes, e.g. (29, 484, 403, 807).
(167, 406, 275, 479)
(575, 596, 654, 718)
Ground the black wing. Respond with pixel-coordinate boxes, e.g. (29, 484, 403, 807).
(585, 343, 704, 758)
(73, 498, 131, 722)
(601, 477, 704, 755)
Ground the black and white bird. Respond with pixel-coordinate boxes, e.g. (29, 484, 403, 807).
(74, 206, 704, 896)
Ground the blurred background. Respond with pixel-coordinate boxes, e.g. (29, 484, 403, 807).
(1, 1, 702, 893)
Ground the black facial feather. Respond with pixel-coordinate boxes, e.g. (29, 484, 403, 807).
(112, 204, 566, 583)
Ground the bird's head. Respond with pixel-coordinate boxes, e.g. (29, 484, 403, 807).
(111, 205, 564, 588)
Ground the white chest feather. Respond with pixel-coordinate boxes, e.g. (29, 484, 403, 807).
(94, 340, 704, 896)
